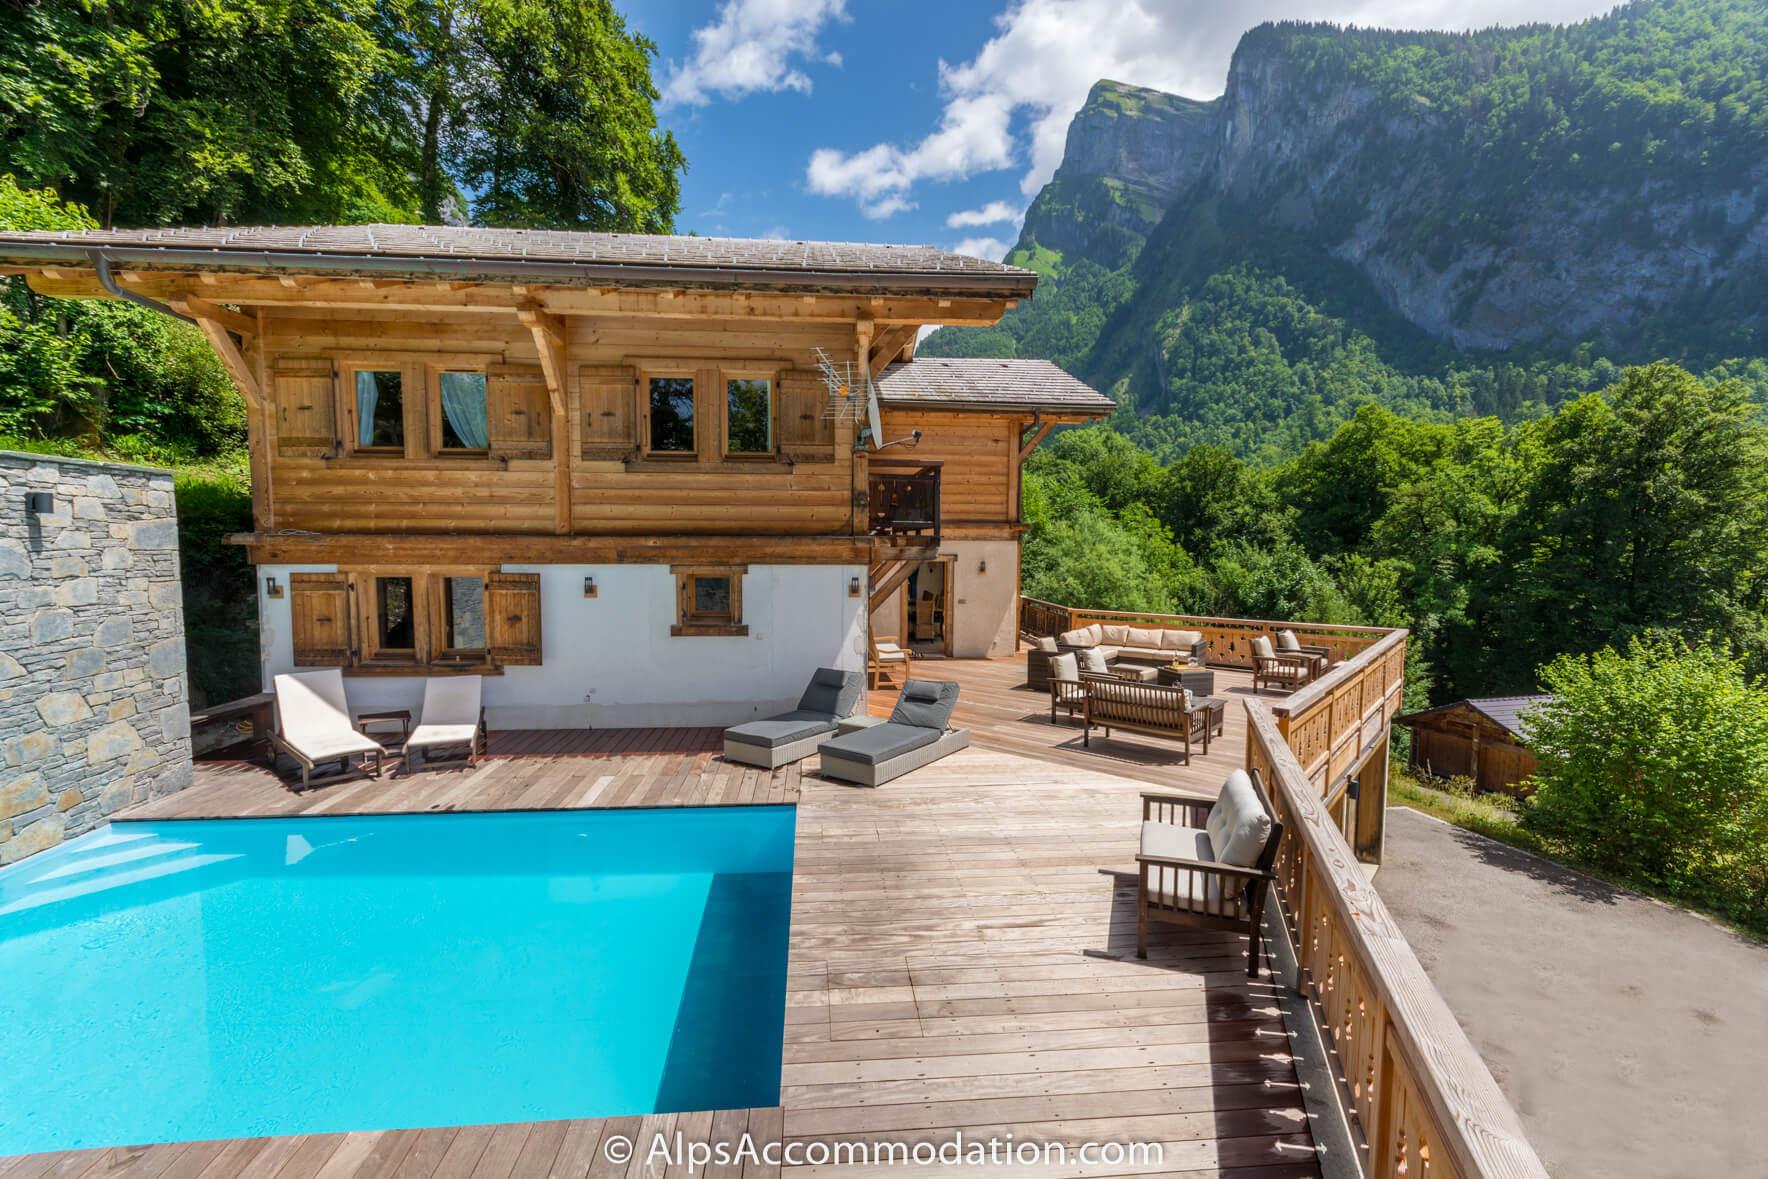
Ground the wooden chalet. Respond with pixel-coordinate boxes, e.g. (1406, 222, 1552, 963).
(0, 224, 1111, 727)
(1397, 695, 1550, 794)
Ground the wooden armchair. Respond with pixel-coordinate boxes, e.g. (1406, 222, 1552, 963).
(869, 635, 911, 689)
(1251, 635, 1314, 694)
(1136, 770, 1283, 977)
(1274, 629, 1330, 679)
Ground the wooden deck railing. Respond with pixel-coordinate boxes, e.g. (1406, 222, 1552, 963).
(1247, 700, 1550, 1179)
(1018, 598, 1389, 668)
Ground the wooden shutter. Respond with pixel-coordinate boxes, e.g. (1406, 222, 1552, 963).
(779, 368, 835, 461)
(581, 364, 636, 459)
(486, 572, 542, 665)
(274, 358, 336, 455)
(289, 573, 352, 666)
(487, 364, 551, 456)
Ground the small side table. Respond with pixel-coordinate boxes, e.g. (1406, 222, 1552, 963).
(1194, 696, 1227, 738)
(836, 714, 888, 736)
(357, 708, 412, 746)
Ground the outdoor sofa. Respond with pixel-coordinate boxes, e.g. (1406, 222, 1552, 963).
(1077, 675, 1214, 761)
(1137, 768, 1283, 976)
(816, 678, 968, 787)
(1058, 622, 1208, 667)
(723, 667, 865, 769)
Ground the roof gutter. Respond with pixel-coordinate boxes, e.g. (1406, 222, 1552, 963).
(88, 249, 195, 325)
(4, 241, 1038, 299)
(877, 399, 1114, 416)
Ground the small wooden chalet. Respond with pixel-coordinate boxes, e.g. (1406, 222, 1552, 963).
(0, 224, 1112, 728)
(1396, 695, 1551, 794)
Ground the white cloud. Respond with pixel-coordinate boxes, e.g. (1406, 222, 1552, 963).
(805, 0, 1619, 215)
(663, 0, 847, 107)
(946, 200, 1022, 229)
(951, 236, 1012, 262)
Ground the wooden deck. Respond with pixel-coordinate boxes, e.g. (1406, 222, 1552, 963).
(3, 662, 1318, 1177)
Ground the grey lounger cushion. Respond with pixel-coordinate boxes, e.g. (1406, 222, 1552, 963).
(888, 679, 959, 730)
(818, 721, 938, 766)
(797, 667, 864, 718)
(725, 710, 839, 749)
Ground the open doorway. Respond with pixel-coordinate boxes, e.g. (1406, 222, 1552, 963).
(900, 557, 955, 657)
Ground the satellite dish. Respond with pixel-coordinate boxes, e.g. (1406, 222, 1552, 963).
(865, 377, 883, 450)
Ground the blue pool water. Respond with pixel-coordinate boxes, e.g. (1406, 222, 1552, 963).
(0, 806, 794, 1156)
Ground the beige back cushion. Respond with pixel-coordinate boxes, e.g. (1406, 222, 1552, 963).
(1207, 769, 1274, 867)
(1036, 636, 1059, 653)
(1277, 629, 1301, 651)
(1162, 628, 1202, 649)
(1076, 647, 1109, 675)
(1252, 635, 1275, 659)
(1100, 624, 1130, 644)
(1050, 652, 1078, 682)
(1126, 626, 1163, 649)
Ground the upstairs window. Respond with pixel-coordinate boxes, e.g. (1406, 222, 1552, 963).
(726, 376, 774, 455)
(354, 369, 405, 450)
(437, 371, 489, 451)
(647, 375, 696, 454)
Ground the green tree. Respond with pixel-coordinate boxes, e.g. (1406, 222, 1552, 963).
(452, 0, 684, 231)
(1494, 364, 1768, 686)
(1522, 635, 1768, 925)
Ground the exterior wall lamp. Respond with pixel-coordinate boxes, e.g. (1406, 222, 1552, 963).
(264, 575, 284, 599)
(849, 576, 862, 597)
(977, 559, 988, 574)
(25, 491, 54, 515)
(583, 576, 597, 598)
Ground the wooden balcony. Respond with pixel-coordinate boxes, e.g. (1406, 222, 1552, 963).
(866, 457, 940, 541)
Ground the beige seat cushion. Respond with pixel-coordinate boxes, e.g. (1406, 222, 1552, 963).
(407, 723, 481, 751)
(1207, 769, 1275, 867)
(1139, 822, 1235, 914)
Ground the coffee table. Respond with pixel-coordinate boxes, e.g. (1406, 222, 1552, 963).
(1156, 666, 1215, 696)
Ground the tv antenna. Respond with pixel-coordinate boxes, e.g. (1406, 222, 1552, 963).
(814, 347, 920, 451)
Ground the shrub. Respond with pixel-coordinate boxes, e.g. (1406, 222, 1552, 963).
(1521, 635, 1768, 928)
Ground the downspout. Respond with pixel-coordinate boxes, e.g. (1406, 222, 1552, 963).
(88, 250, 196, 324)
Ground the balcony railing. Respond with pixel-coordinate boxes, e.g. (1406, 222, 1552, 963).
(868, 458, 941, 542)
(1018, 594, 1550, 1178)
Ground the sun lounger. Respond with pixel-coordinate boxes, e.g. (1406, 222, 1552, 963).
(723, 667, 865, 769)
(271, 669, 387, 789)
(816, 679, 968, 787)
(403, 675, 486, 773)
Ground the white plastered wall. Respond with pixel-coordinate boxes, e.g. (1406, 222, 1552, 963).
(867, 538, 1020, 659)
(258, 563, 867, 728)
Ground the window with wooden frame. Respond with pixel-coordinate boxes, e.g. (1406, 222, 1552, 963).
(723, 370, 777, 458)
(433, 369, 490, 454)
(287, 569, 541, 670)
(644, 371, 697, 456)
(347, 365, 408, 454)
(671, 565, 747, 636)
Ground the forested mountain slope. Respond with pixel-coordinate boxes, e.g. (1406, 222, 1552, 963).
(925, 0, 1768, 462)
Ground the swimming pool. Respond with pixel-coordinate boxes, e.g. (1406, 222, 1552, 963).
(0, 806, 794, 1157)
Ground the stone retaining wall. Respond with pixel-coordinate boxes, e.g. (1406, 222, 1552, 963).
(0, 452, 193, 863)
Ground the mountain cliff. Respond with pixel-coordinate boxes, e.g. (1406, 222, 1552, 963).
(925, 0, 1768, 461)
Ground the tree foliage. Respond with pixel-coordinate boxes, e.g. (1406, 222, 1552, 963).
(0, 0, 683, 230)
(1521, 635, 1768, 928)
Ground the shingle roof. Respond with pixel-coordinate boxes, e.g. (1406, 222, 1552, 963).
(1396, 695, 1553, 740)
(0, 224, 1036, 297)
(876, 358, 1115, 416)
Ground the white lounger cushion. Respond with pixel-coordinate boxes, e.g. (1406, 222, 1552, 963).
(273, 671, 382, 761)
(1206, 769, 1274, 867)
(407, 676, 482, 751)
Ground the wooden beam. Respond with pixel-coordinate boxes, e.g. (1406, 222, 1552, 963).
(516, 303, 572, 535)
(187, 315, 264, 411)
(867, 324, 917, 381)
(20, 272, 1015, 326)
(229, 531, 878, 567)
(171, 295, 257, 338)
(1018, 418, 1056, 460)
(869, 558, 918, 615)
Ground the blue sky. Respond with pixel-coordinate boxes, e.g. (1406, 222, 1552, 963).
(632, 0, 1622, 259)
